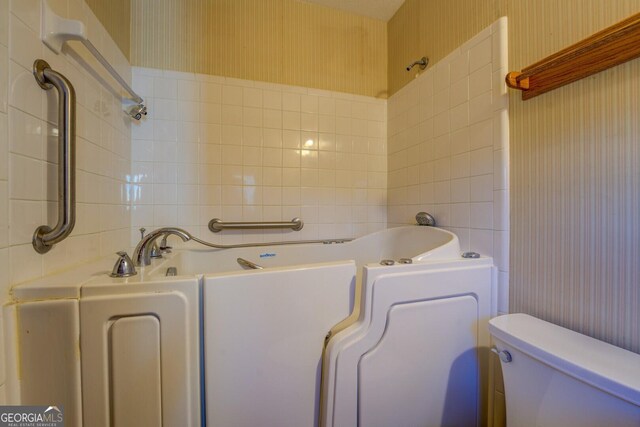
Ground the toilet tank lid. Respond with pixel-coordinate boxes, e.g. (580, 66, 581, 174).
(489, 314, 640, 407)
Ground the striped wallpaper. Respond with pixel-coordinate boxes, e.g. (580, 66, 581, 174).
(509, 0, 640, 353)
(387, 0, 505, 96)
(129, 0, 388, 98)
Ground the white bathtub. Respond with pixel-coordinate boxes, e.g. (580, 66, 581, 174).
(148, 225, 461, 276)
(9, 225, 496, 427)
(147, 225, 496, 427)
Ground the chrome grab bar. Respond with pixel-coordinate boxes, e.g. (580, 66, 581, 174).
(237, 258, 264, 270)
(208, 217, 304, 233)
(32, 59, 76, 254)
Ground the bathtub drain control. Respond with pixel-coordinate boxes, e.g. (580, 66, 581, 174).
(462, 252, 481, 259)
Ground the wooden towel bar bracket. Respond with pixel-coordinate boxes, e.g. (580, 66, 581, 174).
(506, 12, 640, 100)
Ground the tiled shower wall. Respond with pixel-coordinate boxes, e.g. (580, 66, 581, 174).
(131, 68, 387, 245)
(0, 0, 132, 290)
(0, 0, 132, 402)
(387, 19, 509, 313)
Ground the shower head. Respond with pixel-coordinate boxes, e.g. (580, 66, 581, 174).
(406, 56, 429, 72)
(127, 103, 147, 121)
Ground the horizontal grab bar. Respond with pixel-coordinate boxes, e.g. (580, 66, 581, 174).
(191, 236, 352, 249)
(208, 217, 304, 233)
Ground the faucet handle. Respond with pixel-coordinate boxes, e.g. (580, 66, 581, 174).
(110, 251, 137, 278)
(149, 242, 163, 259)
(159, 234, 172, 253)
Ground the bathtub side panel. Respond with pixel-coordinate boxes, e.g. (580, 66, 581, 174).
(203, 261, 356, 427)
(17, 299, 82, 427)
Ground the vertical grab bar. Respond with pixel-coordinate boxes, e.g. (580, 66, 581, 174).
(32, 59, 76, 254)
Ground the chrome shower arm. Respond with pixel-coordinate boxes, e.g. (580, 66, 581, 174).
(406, 56, 429, 71)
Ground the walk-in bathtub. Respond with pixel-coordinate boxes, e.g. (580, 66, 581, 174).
(147, 225, 461, 276)
(9, 225, 496, 427)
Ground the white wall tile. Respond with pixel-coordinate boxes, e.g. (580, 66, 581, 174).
(133, 67, 387, 238)
(9, 154, 43, 200)
(201, 83, 222, 103)
(9, 200, 43, 245)
(469, 91, 492, 125)
(9, 108, 43, 159)
(450, 78, 469, 107)
(469, 119, 493, 150)
(0, 0, 132, 296)
(469, 36, 492, 72)
(470, 147, 493, 176)
(222, 85, 243, 106)
(450, 52, 469, 83)
(469, 64, 492, 99)
(9, 243, 42, 285)
(153, 77, 177, 99)
(386, 20, 509, 310)
(9, 61, 42, 118)
(9, 0, 40, 33)
(470, 174, 494, 202)
(9, 15, 41, 71)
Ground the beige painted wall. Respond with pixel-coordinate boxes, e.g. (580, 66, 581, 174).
(85, 0, 131, 58)
(129, 0, 387, 98)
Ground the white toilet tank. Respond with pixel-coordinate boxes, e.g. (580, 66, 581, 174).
(489, 314, 640, 427)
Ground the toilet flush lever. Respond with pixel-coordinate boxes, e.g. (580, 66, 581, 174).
(491, 347, 513, 363)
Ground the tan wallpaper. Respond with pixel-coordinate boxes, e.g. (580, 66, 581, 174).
(85, 0, 131, 58)
(387, 0, 506, 95)
(129, 0, 388, 98)
(509, 0, 640, 353)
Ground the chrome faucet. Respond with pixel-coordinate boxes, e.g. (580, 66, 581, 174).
(133, 227, 192, 267)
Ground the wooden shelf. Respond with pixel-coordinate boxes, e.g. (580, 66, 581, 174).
(506, 12, 640, 100)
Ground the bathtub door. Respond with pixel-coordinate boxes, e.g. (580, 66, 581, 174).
(321, 258, 497, 427)
(203, 261, 356, 427)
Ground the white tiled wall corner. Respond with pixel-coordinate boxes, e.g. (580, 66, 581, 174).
(0, 0, 131, 402)
(131, 68, 387, 246)
(387, 17, 509, 313)
(1, 0, 131, 288)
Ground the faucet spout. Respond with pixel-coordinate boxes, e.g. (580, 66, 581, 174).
(133, 227, 192, 267)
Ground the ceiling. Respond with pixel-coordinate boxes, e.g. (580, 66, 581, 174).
(302, 0, 405, 21)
